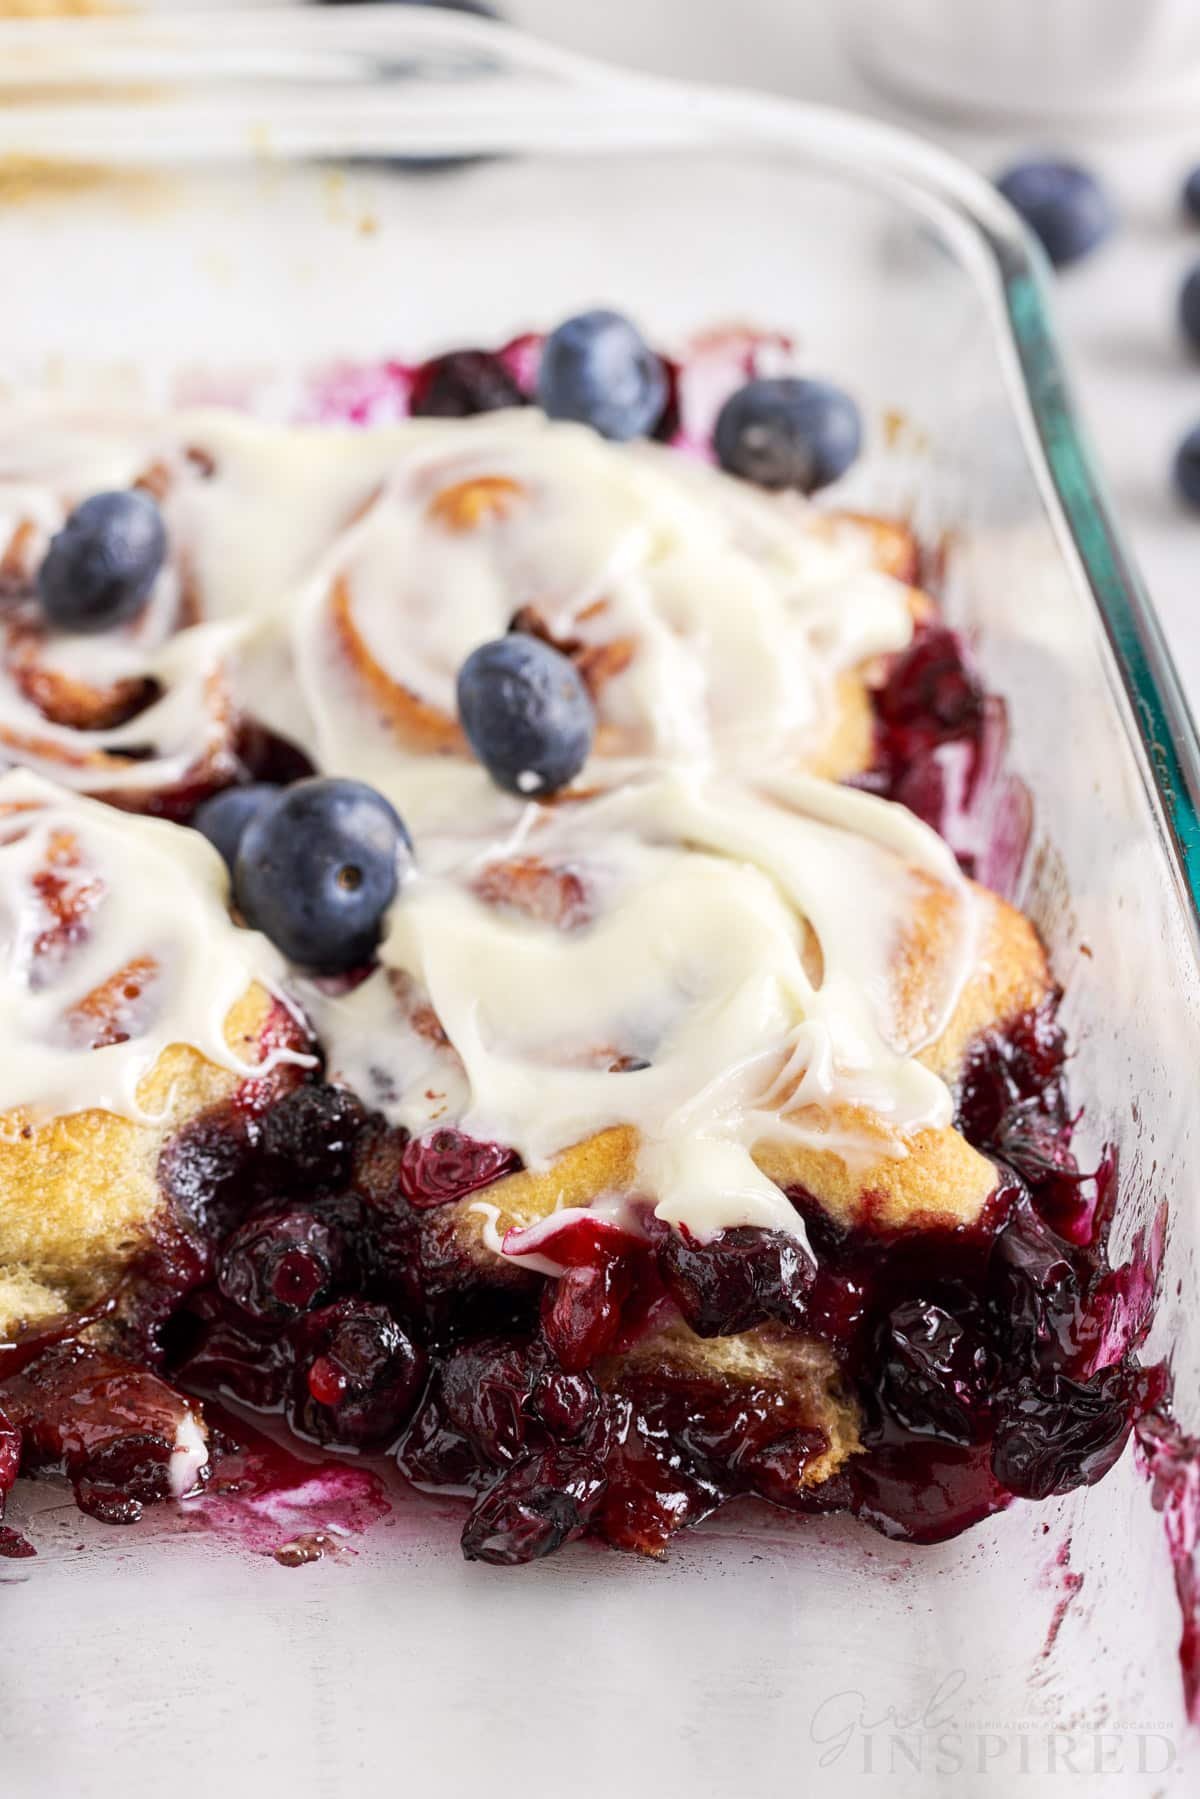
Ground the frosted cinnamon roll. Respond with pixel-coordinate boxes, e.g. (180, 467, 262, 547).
(0, 771, 311, 1335)
(0, 406, 928, 824)
(0, 422, 241, 812)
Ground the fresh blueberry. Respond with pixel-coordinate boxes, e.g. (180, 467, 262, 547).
(38, 490, 167, 634)
(457, 636, 594, 797)
(193, 784, 279, 876)
(1174, 424, 1200, 509)
(1182, 165, 1200, 224)
(234, 777, 412, 972)
(1180, 262, 1200, 352)
(994, 158, 1114, 267)
(713, 377, 862, 493)
(537, 310, 667, 442)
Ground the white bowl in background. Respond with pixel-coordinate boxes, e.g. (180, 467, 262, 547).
(846, 0, 1200, 125)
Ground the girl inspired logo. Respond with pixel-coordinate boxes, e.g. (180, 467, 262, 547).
(809, 1671, 1176, 1777)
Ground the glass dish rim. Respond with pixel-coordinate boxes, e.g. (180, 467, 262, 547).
(0, 10, 1197, 944)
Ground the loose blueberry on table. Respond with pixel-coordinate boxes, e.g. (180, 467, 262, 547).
(1180, 262, 1200, 354)
(1174, 424, 1200, 511)
(994, 157, 1114, 268)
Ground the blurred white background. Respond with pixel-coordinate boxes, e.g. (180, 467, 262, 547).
(508, 0, 1200, 706)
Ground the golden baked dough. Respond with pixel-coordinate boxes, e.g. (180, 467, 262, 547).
(0, 1266, 68, 1332)
(0, 982, 285, 1334)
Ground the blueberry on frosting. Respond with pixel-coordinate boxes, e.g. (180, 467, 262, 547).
(38, 490, 167, 634)
(234, 777, 412, 973)
(193, 784, 280, 876)
(457, 635, 594, 797)
(537, 309, 667, 442)
(714, 377, 862, 494)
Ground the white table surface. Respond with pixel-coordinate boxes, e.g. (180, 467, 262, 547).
(511, 0, 1200, 712)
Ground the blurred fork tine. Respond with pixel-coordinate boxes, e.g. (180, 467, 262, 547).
(0, 10, 705, 163)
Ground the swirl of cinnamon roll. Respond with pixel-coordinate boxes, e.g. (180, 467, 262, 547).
(0, 419, 240, 813)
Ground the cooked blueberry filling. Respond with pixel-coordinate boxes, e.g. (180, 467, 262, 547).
(397, 1128, 522, 1208)
(410, 348, 525, 417)
(654, 1225, 815, 1339)
(290, 1299, 427, 1451)
(0, 982, 1153, 1565)
(1184, 165, 1200, 227)
(259, 1082, 368, 1192)
(217, 1208, 354, 1324)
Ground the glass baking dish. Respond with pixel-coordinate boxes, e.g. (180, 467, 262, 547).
(0, 13, 1195, 1795)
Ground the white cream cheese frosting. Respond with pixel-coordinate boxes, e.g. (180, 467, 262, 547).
(167, 1405, 210, 1500)
(0, 403, 982, 1251)
(304, 768, 978, 1247)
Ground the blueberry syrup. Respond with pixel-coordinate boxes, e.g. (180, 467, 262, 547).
(1040, 1535, 1085, 1660)
(1136, 1410, 1200, 1721)
(180, 1403, 392, 1563)
(862, 622, 1032, 887)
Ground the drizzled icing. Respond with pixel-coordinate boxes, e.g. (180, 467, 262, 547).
(0, 769, 306, 1124)
(305, 769, 978, 1245)
(0, 403, 982, 1247)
